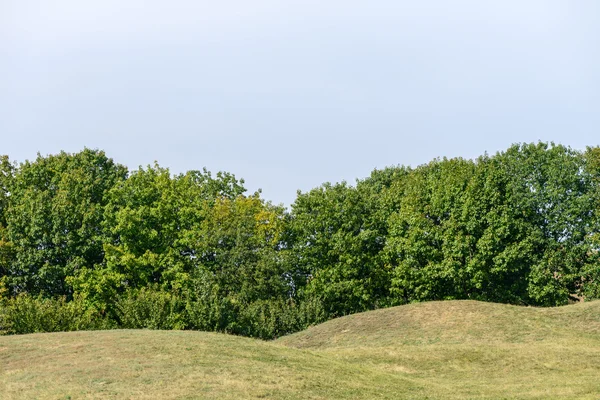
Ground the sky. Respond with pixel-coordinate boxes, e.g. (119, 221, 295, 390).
(1, 1, 599, 206)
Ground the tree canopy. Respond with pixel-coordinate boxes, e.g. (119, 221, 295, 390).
(1, 143, 599, 338)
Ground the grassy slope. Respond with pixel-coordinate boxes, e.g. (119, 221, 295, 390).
(278, 300, 600, 399)
(1, 301, 599, 399)
(0, 330, 419, 400)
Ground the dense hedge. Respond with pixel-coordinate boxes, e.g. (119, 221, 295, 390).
(1, 143, 599, 338)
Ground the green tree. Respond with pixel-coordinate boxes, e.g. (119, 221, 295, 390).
(385, 143, 600, 306)
(385, 158, 477, 303)
(0, 155, 14, 228)
(184, 195, 291, 335)
(582, 146, 600, 299)
(496, 143, 598, 305)
(288, 171, 404, 317)
(0, 155, 15, 282)
(97, 165, 247, 293)
(5, 149, 127, 297)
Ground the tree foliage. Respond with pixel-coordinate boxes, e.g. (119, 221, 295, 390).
(289, 167, 408, 317)
(384, 143, 600, 305)
(76, 165, 246, 313)
(4, 149, 127, 297)
(1, 143, 599, 338)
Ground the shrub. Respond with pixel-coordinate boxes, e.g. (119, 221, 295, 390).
(115, 288, 186, 330)
(238, 298, 326, 339)
(0, 294, 110, 335)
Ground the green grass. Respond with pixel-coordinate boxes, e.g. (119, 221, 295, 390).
(2, 300, 600, 399)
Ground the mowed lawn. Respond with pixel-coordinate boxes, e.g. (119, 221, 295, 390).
(2, 300, 600, 399)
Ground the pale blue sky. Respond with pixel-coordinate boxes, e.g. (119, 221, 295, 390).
(1, 1, 599, 205)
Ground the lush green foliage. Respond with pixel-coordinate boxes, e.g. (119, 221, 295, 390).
(1, 143, 599, 338)
(384, 143, 600, 306)
(0, 294, 111, 334)
(288, 168, 406, 317)
(3, 149, 127, 297)
(115, 287, 186, 330)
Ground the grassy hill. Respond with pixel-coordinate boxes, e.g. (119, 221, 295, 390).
(2, 300, 600, 399)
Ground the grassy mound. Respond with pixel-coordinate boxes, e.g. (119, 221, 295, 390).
(2, 301, 600, 399)
(0, 330, 418, 399)
(277, 300, 600, 348)
(278, 300, 600, 399)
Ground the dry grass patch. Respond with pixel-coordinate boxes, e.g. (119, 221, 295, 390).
(278, 300, 600, 399)
(2, 300, 600, 399)
(0, 330, 420, 400)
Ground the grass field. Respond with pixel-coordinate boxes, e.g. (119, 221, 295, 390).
(1, 300, 600, 399)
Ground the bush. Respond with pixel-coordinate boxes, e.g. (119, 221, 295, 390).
(239, 298, 327, 339)
(183, 270, 328, 339)
(115, 288, 186, 330)
(185, 292, 240, 334)
(0, 294, 111, 335)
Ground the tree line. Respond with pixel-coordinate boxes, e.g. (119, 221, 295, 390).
(1, 142, 599, 338)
